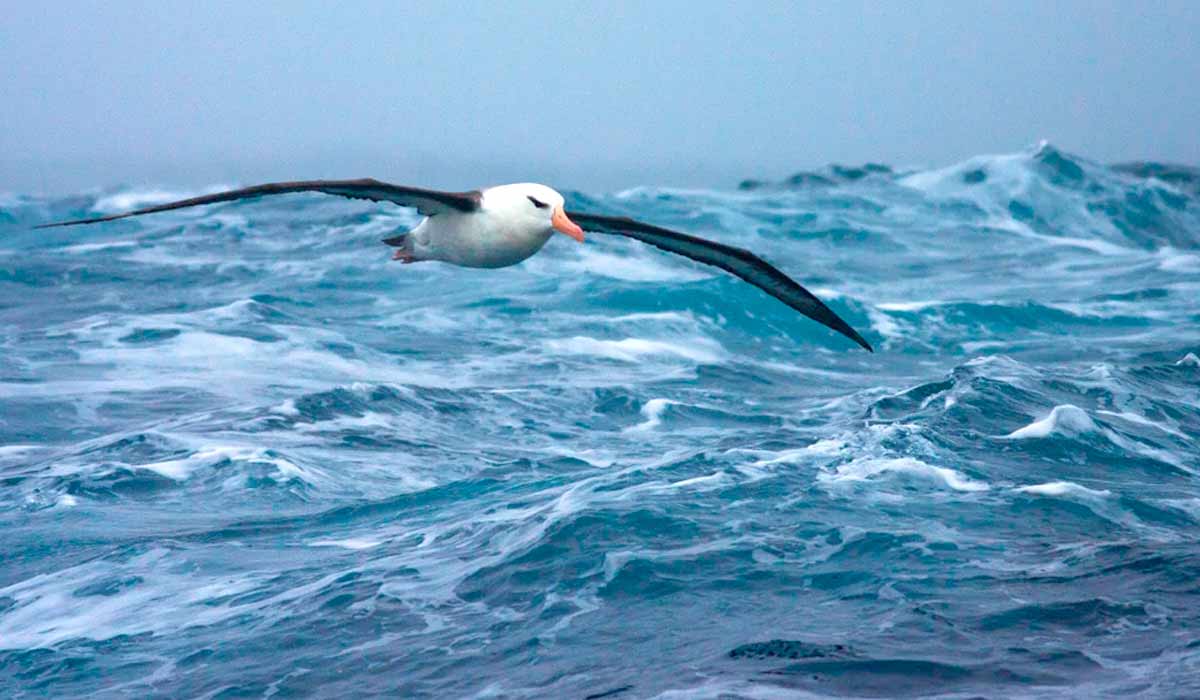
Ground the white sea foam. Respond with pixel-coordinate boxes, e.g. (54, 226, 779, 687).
(865, 307, 904, 341)
(543, 336, 724, 364)
(624, 398, 678, 432)
(731, 439, 847, 482)
(293, 411, 396, 433)
(59, 324, 464, 403)
(309, 538, 382, 550)
(1177, 353, 1200, 367)
(0, 549, 261, 649)
(898, 144, 1166, 263)
(1015, 481, 1112, 499)
(1003, 405, 1097, 439)
(537, 446, 616, 468)
(60, 240, 140, 254)
(809, 286, 845, 300)
(602, 537, 742, 584)
(745, 439, 846, 467)
(138, 446, 309, 483)
(0, 547, 385, 651)
(960, 340, 1014, 353)
(599, 311, 700, 327)
(876, 300, 947, 312)
(1003, 405, 1190, 471)
(669, 472, 726, 489)
(961, 355, 1045, 390)
(609, 472, 731, 501)
(899, 150, 1024, 194)
(989, 215, 1136, 256)
(650, 679, 817, 700)
(1157, 247, 1200, 272)
(820, 457, 989, 492)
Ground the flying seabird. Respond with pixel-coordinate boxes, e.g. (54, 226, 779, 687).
(36, 179, 872, 351)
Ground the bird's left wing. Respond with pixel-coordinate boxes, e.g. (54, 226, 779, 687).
(567, 211, 873, 352)
(35, 179, 482, 229)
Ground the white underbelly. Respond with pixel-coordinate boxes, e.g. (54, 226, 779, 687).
(414, 215, 554, 269)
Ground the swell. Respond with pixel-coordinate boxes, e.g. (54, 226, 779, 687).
(1, 146, 1199, 698)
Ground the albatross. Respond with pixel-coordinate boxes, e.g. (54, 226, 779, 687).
(36, 179, 872, 351)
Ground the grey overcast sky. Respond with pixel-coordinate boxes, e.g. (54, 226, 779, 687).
(2, 1, 1198, 194)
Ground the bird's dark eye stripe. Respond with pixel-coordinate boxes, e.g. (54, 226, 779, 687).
(527, 196, 549, 209)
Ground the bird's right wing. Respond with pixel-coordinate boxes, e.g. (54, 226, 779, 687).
(567, 211, 873, 351)
(35, 179, 482, 229)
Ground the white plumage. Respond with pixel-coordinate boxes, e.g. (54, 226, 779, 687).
(396, 184, 582, 268)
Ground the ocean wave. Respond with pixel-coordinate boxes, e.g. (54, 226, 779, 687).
(3, 147, 1199, 697)
(1004, 404, 1098, 439)
(819, 456, 989, 493)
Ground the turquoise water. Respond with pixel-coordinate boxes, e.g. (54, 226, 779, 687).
(1, 143, 1198, 698)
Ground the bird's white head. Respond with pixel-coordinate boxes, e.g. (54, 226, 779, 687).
(481, 183, 585, 243)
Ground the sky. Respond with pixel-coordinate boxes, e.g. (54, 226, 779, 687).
(2, 1, 1198, 194)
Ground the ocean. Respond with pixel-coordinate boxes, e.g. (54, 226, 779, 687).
(1, 143, 1198, 698)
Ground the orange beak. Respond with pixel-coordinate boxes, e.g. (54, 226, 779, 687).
(551, 207, 585, 242)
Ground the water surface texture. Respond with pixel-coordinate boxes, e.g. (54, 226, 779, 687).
(2, 144, 1199, 698)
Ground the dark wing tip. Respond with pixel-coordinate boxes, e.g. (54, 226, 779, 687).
(803, 291, 872, 351)
(844, 326, 874, 352)
(34, 215, 118, 229)
(793, 291, 874, 352)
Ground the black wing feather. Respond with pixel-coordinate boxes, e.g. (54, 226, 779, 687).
(34, 179, 481, 229)
(567, 211, 872, 352)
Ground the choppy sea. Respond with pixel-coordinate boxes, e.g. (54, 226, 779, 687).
(1, 143, 1199, 699)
